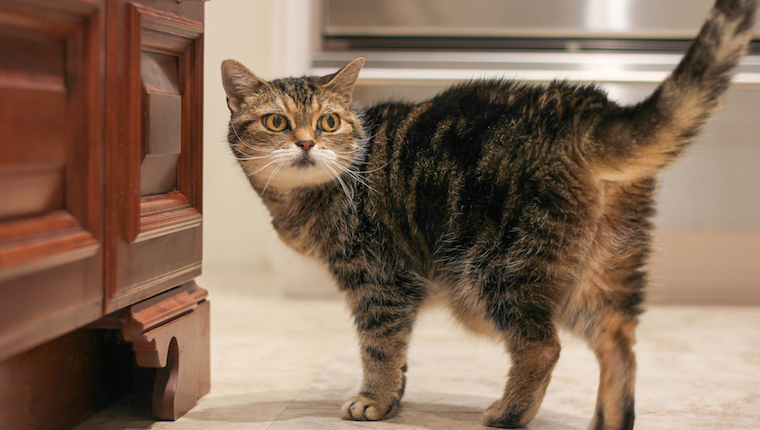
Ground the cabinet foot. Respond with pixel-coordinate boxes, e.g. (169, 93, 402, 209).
(120, 281, 210, 420)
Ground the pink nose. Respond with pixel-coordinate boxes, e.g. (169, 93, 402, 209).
(296, 140, 315, 151)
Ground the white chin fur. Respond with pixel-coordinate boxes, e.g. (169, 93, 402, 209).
(245, 148, 349, 192)
(264, 164, 338, 190)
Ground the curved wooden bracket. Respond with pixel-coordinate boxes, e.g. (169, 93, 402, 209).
(120, 281, 210, 420)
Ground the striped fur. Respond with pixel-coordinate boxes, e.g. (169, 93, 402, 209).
(221, 1, 756, 428)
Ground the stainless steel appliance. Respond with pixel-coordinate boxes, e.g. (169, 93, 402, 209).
(312, 0, 760, 305)
(319, 0, 760, 49)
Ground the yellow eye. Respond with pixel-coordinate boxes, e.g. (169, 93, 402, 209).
(320, 114, 340, 132)
(263, 114, 288, 132)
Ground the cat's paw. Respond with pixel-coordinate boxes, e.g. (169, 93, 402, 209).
(342, 395, 397, 421)
(482, 398, 534, 428)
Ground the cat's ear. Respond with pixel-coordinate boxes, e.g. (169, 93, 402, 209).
(221, 59, 267, 114)
(322, 57, 365, 103)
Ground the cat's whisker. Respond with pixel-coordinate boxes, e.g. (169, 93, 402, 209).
(350, 161, 390, 175)
(333, 159, 387, 186)
(230, 136, 274, 154)
(246, 157, 282, 177)
(323, 163, 356, 208)
(329, 156, 354, 166)
(262, 160, 286, 194)
(334, 158, 372, 169)
(232, 153, 273, 161)
(234, 157, 270, 161)
(329, 150, 365, 161)
(326, 160, 380, 196)
(229, 144, 253, 157)
(330, 151, 359, 160)
(342, 169, 377, 194)
(333, 151, 356, 161)
(234, 140, 274, 153)
(325, 163, 352, 197)
(230, 120, 274, 153)
(330, 152, 375, 169)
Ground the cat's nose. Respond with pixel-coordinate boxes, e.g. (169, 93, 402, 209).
(296, 140, 315, 151)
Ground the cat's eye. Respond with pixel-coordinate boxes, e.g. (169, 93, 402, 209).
(319, 114, 340, 132)
(263, 114, 288, 132)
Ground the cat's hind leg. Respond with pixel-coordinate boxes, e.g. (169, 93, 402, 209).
(559, 180, 649, 430)
(561, 271, 641, 429)
(579, 310, 637, 430)
(341, 284, 423, 421)
(482, 327, 561, 428)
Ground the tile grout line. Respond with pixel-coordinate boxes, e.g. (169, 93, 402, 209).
(263, 347, 351, 430)
(263, 398, 295, 430)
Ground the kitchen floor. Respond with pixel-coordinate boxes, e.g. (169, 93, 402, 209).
(75, 269, 760, 430)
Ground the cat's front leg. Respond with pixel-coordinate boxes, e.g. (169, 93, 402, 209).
(341, 286, 421, 421)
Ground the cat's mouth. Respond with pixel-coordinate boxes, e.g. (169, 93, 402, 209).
(292, 153, 317, 168)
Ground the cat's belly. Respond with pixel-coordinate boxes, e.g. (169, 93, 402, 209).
(425, 276, 500, 339)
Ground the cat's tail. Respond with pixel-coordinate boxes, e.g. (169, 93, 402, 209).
(591, 0, 756, 182)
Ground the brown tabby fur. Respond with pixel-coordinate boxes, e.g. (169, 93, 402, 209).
(221, 1, 757, 428)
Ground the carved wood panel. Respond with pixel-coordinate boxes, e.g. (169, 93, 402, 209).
(0, 0, 105, 361)
(141, 51, 182, 196)
(105, 0, 203, 313)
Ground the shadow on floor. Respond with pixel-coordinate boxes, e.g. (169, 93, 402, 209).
(185, 391, 589, 430)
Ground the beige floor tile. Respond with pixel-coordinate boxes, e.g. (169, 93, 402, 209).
(74, 269, 760, 429)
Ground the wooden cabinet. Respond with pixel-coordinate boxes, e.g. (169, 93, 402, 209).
(0, 0, 208, 427)
(0, 0, 106, 361)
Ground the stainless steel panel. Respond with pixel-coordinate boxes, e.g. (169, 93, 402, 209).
(314, 51, 760, 84)
(323, 0, 760, 39)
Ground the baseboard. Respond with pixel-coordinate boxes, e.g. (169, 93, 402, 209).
(648, 231, 760, 306)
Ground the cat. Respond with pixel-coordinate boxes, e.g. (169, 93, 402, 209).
(220, 0, 756, 428)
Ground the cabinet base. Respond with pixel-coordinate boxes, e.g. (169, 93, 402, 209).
(118, 281, 211, 420)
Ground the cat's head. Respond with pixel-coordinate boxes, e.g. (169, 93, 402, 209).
(221, 58, 366, 194)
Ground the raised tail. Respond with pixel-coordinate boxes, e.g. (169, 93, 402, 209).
(591, 0, 757, 182)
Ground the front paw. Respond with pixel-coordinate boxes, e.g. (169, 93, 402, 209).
(482, 398, 532, 429)
(342, 395, 398, 421)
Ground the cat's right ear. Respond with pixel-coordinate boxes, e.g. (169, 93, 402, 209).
(221, 59, 267, 114)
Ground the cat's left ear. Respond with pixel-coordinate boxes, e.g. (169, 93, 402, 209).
(322, 57, 365, 103)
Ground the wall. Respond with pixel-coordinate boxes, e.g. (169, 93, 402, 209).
(202, 0, 338, 297)
(203, 0, 277, 273)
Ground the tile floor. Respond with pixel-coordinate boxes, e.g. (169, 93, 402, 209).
(75, 269, 760, 430)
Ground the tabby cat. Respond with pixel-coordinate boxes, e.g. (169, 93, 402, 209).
(220, 1, 756, 428)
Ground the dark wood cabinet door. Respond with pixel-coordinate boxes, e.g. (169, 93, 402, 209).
(0, 0, 105, 360)
(104, 0, 203, 312)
